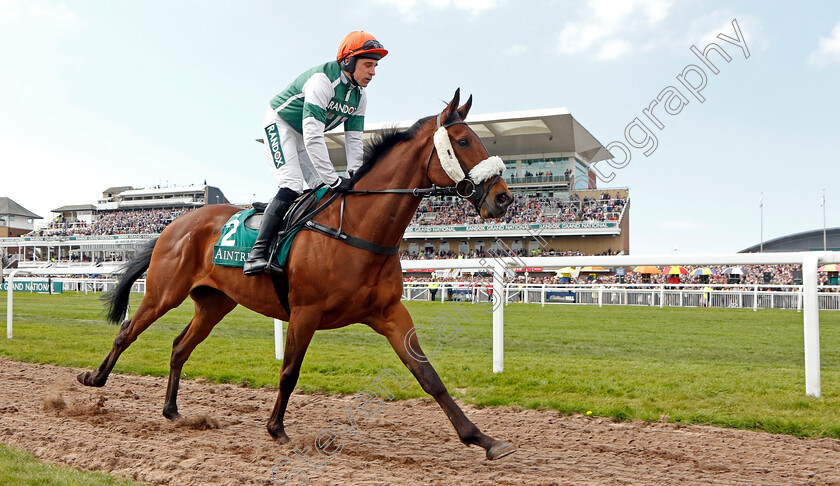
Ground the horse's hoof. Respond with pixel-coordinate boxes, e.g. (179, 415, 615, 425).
(486, 440, 516, 460)
(77, 371, 104, 387)
(163, 408, 182, 421)
(268, 427, 290, 445)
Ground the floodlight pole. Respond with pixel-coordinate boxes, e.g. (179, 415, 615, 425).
(759, 193, 764, 253)
(823, 189, 827, 251)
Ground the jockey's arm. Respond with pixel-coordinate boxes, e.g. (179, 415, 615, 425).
(344, 92, 367, 173)
(301, 74, 340, 186)
(344, 131, 364, 173)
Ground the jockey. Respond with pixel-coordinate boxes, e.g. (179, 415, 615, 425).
(244, 31, 388, 276)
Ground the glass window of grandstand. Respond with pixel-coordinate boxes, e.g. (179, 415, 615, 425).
(459, 241, 469, 254)
(511, 158, 570, 185)
(572, 161, 591, 191)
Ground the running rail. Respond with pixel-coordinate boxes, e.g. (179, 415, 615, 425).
(401, 251, 840, 397)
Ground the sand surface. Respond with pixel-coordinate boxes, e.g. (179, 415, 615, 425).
(2, 357, 840, 485)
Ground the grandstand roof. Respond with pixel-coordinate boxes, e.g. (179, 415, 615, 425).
(52, 204, 97, 212)
(120, 185, 208, 197)
(0, 197, 42, 219)
(103, 186, 133, 195)
(740, 227, 840, 253)
(257, 108, 614, 170)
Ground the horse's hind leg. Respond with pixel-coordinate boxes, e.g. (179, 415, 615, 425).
(77, 291, 185, 388)
(373, 302, 515, 460)
(163, 287, 236, 421)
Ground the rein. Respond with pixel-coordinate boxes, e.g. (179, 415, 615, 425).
(301, 115, 505, 255)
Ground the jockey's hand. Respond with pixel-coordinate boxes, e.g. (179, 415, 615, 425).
(330, 177, 353, 193)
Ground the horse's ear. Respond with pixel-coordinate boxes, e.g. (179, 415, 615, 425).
(440, 88, 461, 123)
(457, 95, 473, 120)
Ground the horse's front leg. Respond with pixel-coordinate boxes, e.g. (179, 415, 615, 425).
(266, 309, 319, 444)
(372, 303, 515, 460)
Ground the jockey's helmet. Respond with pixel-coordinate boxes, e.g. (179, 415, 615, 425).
(337, 31, 388, 76)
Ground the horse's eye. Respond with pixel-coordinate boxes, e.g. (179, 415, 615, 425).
(457, 138, 470, 147)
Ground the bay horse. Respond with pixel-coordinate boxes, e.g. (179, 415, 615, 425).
(78, 90, 516, 460)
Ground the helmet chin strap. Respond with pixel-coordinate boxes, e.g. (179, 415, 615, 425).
(342, 66, 359, 86)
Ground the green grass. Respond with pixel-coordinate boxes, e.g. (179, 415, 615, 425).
(0, 442, 143, 486)
(2, 291, 840, 439)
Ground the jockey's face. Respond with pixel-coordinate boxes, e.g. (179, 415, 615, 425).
(352, 58, 378, 87)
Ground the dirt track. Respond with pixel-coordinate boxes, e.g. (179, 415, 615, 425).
(1, 357, 840, 485)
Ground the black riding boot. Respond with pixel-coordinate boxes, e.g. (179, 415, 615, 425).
(243, 193, 293, 276)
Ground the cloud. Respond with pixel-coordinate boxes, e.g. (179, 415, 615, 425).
(0, 0, 81, 32)
(0, 0, 83, 63)
(808, 22, 840, 68)
(372, 0, 500, 21)
(675, 11, 765, 56)
(501, 44, 527, 55)
(556, 0, 674, 59)
(597, 40, 628, 60)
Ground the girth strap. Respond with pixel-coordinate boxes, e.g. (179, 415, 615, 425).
(304, 220, 400, 255)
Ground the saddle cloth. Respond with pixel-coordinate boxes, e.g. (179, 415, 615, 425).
(212, 186, 329, 268)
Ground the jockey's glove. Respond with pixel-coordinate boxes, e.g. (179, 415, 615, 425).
(330, 177, 353, 193)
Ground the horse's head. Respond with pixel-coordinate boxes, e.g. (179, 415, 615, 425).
(427, 89, 514, 219)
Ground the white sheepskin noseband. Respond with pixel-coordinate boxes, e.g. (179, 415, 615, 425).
(433, 127, 505, 184)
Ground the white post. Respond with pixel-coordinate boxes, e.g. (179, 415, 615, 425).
(6, 270, 18, 339)
(541, 284, 545, 307)
(274, 319, 284, 360)
(659, 285, 665, 309)
(802, 255, 821, 397)
(598, 285, 603, 308)
(753, 285, 758, 312)
(492, 261, 504, 373)
(797, 288, 803, 312)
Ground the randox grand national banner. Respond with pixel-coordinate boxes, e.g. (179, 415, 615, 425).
(0, 280, 64, 294)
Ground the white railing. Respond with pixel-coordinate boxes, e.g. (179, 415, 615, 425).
(402, 282, 840, 311)
(4, 252, 838, 398)
(401, 251, 840, 397)
(1, 276, 146, 294)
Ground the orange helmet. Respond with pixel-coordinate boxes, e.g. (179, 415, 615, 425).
(337, 31, 388, 68)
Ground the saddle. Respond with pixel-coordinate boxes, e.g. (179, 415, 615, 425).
(243, 189, 323, 233)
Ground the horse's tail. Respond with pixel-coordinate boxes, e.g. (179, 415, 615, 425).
(103, 238, 157, 324)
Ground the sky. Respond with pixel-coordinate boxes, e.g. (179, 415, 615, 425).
(1, 0, 838, 255)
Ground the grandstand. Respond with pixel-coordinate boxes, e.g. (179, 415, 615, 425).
(0, 184, 227, 274)
(357, 109, 631, 259)
(2, 108, 629, 274)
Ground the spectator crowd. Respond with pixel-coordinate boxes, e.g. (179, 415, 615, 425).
(405, 263, 837, 287)
(411, 192, 627, 226)
(27, 209, 193, 237)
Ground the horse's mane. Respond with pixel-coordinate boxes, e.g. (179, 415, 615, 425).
(351, 110, 462, 183)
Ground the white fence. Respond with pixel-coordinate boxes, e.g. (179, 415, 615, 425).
(5, 251, 840, 398)
(402, 251, 840, 398)
(403, 282, 840, 311)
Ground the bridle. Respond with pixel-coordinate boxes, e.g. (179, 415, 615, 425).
(297, 114, 507, 256)
(346, 114, 506, 208)
(425, 113, 506, 210)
